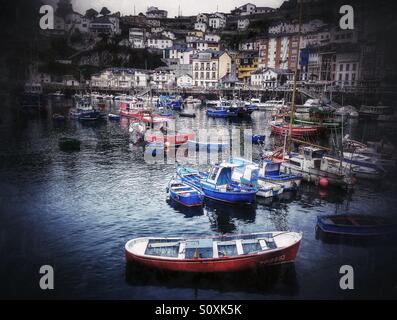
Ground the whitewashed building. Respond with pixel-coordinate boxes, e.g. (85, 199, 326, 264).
(335, 52, 360, 87)
(91, 68, 148, 88)
(147, 36, 173, 49)
(129, 28, 146, 48)
(194, 22, 207, 33)
(208, 13, 226, 29)
(196, 13, 208, 24)
(90, 14, 121, 35)
(150, 69, 176, 89)
(204, 34, 221, 42)
(187, 40, 220, 51)
(177, 74, 193, 88)
(238, 19, 250, 30)
(146, 7, 168, 19)
(162, 30, 176, 40)
(192, 50, 231, 88)
(251, 68, 293, 88)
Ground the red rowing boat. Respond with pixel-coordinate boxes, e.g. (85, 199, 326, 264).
(125, 232, 302, 273)
(271, 124, 321, 137)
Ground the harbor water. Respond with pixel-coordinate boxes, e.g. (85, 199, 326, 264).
(0, 97, 396, 299)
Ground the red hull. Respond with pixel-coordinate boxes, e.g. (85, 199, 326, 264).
(271, 125, 321, 137)
(146, 133, 196, 146)
(125, 240, 301, 273)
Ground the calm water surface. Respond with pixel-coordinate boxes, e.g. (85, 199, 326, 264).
(0, 97, 396, 299)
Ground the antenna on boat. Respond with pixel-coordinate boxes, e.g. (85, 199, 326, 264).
(287, 0, 303, 154)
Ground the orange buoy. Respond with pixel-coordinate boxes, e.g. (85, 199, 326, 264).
(319, 177, 329, 188)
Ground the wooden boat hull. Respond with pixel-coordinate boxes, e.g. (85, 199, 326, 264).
(201, 183, 257, 204)
(146, 133, 196, 147)
(207, 109, 237, 118)
(317, 215, 396, 237)
(125, 233, 302, 273)
(271, 124, 321, 137)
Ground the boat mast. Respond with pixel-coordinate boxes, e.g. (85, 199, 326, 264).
(287, 1, 303, 154)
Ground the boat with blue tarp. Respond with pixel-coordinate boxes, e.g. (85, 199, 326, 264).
(176, 164, 258, 204)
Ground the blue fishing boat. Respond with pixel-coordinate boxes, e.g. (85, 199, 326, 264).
(70, 98, 103, 121)
(231, 100, 255, 117)
(259, 160, 303, 191)
(227, 158, 284, 198)
(158, 95, 184, 111)
(167, 179, 204, 207)
(176, 164, 258, 204)
(317, 215, 396, 237)
(207, 100, 238, 118)
(187, 140, 229, 152)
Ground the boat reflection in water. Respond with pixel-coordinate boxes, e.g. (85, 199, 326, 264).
(203, 199, 257, 234)
(125, 262, 299, 298)
(166, 198, 204, 218)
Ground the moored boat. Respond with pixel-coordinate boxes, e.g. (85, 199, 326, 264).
(177, 164, 258, 204)
(70, 98, 103, 121)
(125, 231, 303, 272)
(271, 123, 322, 137)
(167, 180, 204, 207)
(317, 215, 396, 237)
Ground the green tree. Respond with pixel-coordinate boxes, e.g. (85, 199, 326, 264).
(56, 0, 73, 18)
(100, 7, 111, 16)
(85, 8, 99, 19)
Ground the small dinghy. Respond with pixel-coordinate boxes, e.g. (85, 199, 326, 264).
(179, 112, 196, 118)
(125, 232, 302, 273)
(317, 215, 396, 237)
(167, 180, 204, 207)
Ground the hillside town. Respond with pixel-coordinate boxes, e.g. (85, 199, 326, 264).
(26, 0, 394, 100)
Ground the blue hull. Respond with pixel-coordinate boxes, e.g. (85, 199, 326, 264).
(317, 216, 396, 236)
(207, 109, 237, 118)
(201, 185, 257, 204)
(177, 166, 256, 204)
(252, 135, 266, 144)
(169, 191, 203, 207)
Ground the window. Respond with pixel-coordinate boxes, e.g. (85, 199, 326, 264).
(352, 73, 356, 81)
(352, 63, 357, 71)
(206, 72, 210, 79)
(212, 72, 216, 79)
(195, 72, 199, 79)
(200, 72, 204, 79)
(346, 64, 350, 71)
(339, 74, 342, 81)
(340, 64, 343, 71)
(345, 73, 349, 81)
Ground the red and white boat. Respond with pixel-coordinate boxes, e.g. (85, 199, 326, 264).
(119, 99, 148, 118)
(129, 115, 195, 146)
(271, 123, 321, 137)
(125, 232, 302, 273)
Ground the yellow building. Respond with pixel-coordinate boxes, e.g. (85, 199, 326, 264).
(237, 51, 259, 85)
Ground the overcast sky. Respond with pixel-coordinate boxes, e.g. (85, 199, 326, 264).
(70, 0, 284, 17)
